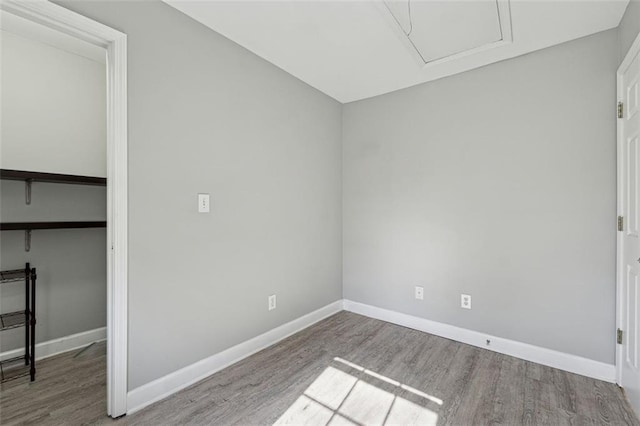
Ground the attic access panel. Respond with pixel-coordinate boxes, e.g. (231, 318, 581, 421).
(381, 0, 513, 66)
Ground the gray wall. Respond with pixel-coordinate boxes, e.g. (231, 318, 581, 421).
(0, 182, 107, 352)
(619, 0, 640, 64)
(343, 29, 618, 364)
(0, 29, 106, 176)
(0, 27, 107, 353)
(56, 0, 343, 390)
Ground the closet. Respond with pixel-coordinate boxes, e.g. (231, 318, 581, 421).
(0, 13, 107, 386)
(0, 171, 107, 383)
(0, 170, 106, 382)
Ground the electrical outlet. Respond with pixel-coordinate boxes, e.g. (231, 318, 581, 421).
(198, 193, 210, 213)
(268, 294, 277, 311)
(461, 294, 471, 309)
(415, 286, 424, 300)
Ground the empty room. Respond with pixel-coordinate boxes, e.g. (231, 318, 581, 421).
(0, 0, 639, 425)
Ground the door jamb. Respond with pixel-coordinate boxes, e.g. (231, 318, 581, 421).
(0, 0, 129, 417)
(617, 31, 640, 387)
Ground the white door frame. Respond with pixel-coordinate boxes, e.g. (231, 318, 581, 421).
(617, 31, 640, 386)
(0, 0, 129, 417)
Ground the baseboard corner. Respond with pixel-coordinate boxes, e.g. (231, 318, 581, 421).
(342, 299, 616, 383)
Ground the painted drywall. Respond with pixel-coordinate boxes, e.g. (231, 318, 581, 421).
(0, 32, 107, 352)
(55, 0, 343, 390)
(0, 30, 106, 177)
(343, 29, 618, 364)
(619, 0, 640, 64)
(0, 182, 107, 353)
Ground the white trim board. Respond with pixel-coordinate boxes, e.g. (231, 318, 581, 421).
(127, 299, 614, 416)
(0, 327, 106, 362)
(343, 300, 615, 383)
(127, 300, 344, 414)
(0, 0, 129, 417)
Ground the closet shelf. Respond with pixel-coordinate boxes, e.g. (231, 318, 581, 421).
(0, 169, 105, 206)
(0, 356, 30, 382)
(0, 269, 28, 284)
(0, 169, 106, 186)
(0, 221, 107, 231)
(0, 311, 28, 331)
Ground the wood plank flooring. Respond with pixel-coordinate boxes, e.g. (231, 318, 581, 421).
(0, 340, 107, 425)
(1, 311, 638, 425)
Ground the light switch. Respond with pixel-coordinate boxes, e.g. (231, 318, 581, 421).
(198, 193, 210, 213)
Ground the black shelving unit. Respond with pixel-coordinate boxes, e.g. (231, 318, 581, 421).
(0, 263, 36, 383)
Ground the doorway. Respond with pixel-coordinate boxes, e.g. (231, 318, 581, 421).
(0, 1, 128, 418)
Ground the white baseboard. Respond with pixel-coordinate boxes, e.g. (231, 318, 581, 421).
(126, 300, 344, 414)
(343, 300, 615, 383)
(0, 327, 106, 362)
(126, 298, 615, 415)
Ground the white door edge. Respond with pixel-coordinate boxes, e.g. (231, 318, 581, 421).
(617, 31, 640, 388)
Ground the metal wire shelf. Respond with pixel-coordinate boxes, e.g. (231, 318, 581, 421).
(0, 356, 30, 383)
(0, 269, 27, 284)
(0, 311, 28, 331)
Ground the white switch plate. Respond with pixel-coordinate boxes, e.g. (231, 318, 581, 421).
(268, 294, 277, 311)
(415, 286, 424, 300)
(198, 193, 210, 213)
(461, 294, 471, 309)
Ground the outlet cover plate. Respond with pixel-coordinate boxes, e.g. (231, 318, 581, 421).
(198, 193, 210, 213)
(415, 286, 424, 300)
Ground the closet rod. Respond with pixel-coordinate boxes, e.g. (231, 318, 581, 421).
(0, 221, 107, 231)
(0, 169, 106, 186)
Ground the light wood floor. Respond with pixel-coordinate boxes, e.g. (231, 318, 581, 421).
(1, 312, 638, 425)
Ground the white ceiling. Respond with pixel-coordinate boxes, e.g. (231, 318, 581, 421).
(165, 0, 629, 103)
(381, 0, 510, 64)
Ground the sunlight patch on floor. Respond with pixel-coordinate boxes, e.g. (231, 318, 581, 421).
(275, 357, 441, 425)
(333, 357, 443, 406)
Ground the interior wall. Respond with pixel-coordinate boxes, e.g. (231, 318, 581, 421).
(55, 0, 343, 390)
(0, 182, 107, 353)
(619, 0, 640, 64)
(0, 31, 107, 352)
(343, 29, 618, 364)
(0, 30, 106, 177)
